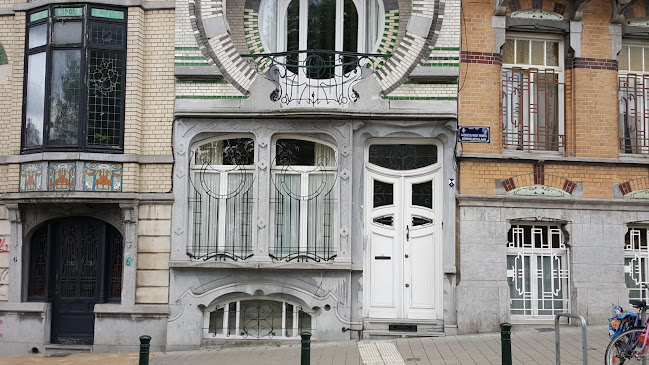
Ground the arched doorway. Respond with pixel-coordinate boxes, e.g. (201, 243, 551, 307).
(28, 217, 123, 345)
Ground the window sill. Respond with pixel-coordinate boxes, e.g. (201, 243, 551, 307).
(94, 303, 170, 318)
(169, 259, 352, 271)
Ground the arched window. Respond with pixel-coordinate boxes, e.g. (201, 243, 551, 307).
(259, 0, 383, 79)
(204, 298, 313, 339)
(189, 137, 255, 261)
(271, 138, 337, 261)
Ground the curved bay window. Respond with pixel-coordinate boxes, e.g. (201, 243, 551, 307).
(271, 138, 337, 261)
(204, 298, 313, 339)
(188, 137, 255, 261)
(23, 5, 126, 153)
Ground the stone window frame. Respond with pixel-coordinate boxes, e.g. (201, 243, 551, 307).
(501, 32, 565, 152)
(187, 135, 257, 261)
(22, 4, 127, 154)
(202, 296, 315, 339)
(269, 135, 339, 262)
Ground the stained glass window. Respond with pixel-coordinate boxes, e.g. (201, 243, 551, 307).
(23, 5, 126, 153)
(368, 144, 438, 170)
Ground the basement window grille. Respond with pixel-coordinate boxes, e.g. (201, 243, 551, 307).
(506, 223, 570, 319)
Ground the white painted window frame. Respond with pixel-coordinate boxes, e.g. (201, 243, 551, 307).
(202, 297, 315, 339)
(270, 135, 339, 258)
(188, 135, 257, 259)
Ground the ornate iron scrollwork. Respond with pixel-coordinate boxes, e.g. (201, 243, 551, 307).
(242, 50, 390, 106)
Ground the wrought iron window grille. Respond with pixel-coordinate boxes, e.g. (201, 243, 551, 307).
(206, 300, 313, 339)
(624, 227, 649, 301)
(242, 49, 390, 106)
(270, 145, 338, 262)
(619, 74, 649, 155)
(502, 67, 564, 151)
(188, 141, 256, 261)
(506, 224, 570, 319)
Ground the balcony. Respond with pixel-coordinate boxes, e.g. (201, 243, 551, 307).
(242, 50, 390, 107)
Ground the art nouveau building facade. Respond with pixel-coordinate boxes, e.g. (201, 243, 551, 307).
(168, 0, 460, 350)
(457, 0, 649, 333)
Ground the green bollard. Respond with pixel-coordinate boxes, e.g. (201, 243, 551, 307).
(300, 331, 311, 365)
(500, 323, 512, 365)
(139, 335, 151, 365)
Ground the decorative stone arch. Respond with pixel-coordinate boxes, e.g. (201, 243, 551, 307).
(187, 0, 445, 96)
(500, 172, 578, 196)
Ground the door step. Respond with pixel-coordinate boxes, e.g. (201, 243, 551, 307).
(44, 344, 93, 355)
(363, 318, 445, 339)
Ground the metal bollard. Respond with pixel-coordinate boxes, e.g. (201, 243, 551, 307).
(139, 335, 151, 365)
(500, 323, 512, 365)
(300, 331, 311, 365)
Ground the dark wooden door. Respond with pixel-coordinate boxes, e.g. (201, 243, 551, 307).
(50, 219, 104, 345)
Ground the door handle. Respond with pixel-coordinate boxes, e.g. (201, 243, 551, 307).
(406, 225, 410, 242)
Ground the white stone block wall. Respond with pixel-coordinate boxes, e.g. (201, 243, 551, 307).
(136, 205, 172, 304)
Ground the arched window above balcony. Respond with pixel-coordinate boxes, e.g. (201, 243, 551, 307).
(260, 0, 383, 55)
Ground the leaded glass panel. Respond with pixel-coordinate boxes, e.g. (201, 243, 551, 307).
(87, 51, 124, 148)
(90, 23, 126, 47)
(368, 144, 438, 170)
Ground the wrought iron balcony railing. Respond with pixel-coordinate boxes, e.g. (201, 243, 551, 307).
(242, 49, 390, 106)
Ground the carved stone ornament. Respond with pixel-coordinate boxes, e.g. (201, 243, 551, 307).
(6, 204, 20, 223)
(119, 203, 138, 223)
(612, 0, 641, 23)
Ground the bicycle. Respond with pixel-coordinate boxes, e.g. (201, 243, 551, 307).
(605, 291, 649, 364)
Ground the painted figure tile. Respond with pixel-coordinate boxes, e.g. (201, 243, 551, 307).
(84, 163, 123, 192)
(48, 162, 76, 191)
(19, 163, 43, 192)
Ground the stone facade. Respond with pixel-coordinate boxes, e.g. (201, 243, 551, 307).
(0, 0, 174, 355)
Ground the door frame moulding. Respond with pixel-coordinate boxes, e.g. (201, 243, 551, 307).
(362, 138, 443, 320)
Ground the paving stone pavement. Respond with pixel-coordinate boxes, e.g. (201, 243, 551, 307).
(0, 325, 611, 365)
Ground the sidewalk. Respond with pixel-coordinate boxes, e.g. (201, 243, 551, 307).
(0, 325, 610, 365)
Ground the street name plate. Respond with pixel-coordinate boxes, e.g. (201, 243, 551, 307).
(458, 126, 490, 143)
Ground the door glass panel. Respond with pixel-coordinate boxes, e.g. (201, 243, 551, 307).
(412, 216, 433, 226)
(373, 215, 394, 226)
(373, 180, 393, 208)
(412, 181, 433, 209)
(369, 144, 438, 170)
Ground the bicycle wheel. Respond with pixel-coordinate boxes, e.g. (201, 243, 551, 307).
(605, 328, 649, 364)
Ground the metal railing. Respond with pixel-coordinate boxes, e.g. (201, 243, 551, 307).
(242, 49, 390, 106)
(502, 68, 564, 151)
(555, 313, 588, 365)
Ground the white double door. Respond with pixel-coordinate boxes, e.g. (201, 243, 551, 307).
(365, 167, 442, 320)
